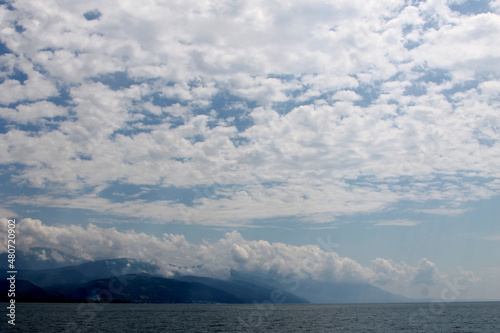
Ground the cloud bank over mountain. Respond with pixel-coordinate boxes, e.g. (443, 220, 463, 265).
(1, 218, 485, 299)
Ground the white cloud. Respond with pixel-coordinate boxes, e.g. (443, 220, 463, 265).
(411, 258, 446, 285)
(484, 235, 500, 241)
(369, 258, 413, 285)
(414, 207, 470, 216)
(411, 12, 500, 73)
(331, 90, 361, 101)
(0, 207, 17, 218)
(0, 75, 58, 105)
(368, 257, 482, 299)
(374, 219, 420, 227)
(0, 101, 67, 124)
(492, 0, 500, 12)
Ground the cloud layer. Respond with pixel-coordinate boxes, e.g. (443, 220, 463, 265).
(1, 0, 500, 226)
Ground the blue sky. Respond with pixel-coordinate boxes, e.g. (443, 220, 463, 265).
(1, 0, 500, 299)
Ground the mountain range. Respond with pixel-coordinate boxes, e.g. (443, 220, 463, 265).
(1, 250, 411, 304)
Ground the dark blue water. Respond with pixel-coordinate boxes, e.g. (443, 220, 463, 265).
(2, 302, 499, 332)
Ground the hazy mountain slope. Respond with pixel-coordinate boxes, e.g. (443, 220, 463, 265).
(291, 280, 411, 303)
(228, 270, 410, 304)
(176, 274, 309, 304)
(49, 274, 243, 304)
(0, 279, 67, 302)
(15, 258, 162, 287)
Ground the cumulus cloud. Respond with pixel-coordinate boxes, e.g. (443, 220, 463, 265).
(0, 218, 366, 281)
(0, 75, 58, 105)
(368, 257, 481, 299)
(0, 101, 67, 124)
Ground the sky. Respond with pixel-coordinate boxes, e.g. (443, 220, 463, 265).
(0, 0, 500, 300)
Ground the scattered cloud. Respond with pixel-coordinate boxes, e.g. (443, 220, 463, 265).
(0, 0, 499, 226)
(413, 207, 471, 216)
(374, 219, 420, 227)
(484, 235, 500, 241)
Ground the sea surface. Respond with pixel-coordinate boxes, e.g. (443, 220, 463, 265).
(3, 302, 499, 332)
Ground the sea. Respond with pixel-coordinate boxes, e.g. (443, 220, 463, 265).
(3, 302, 499, 332)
